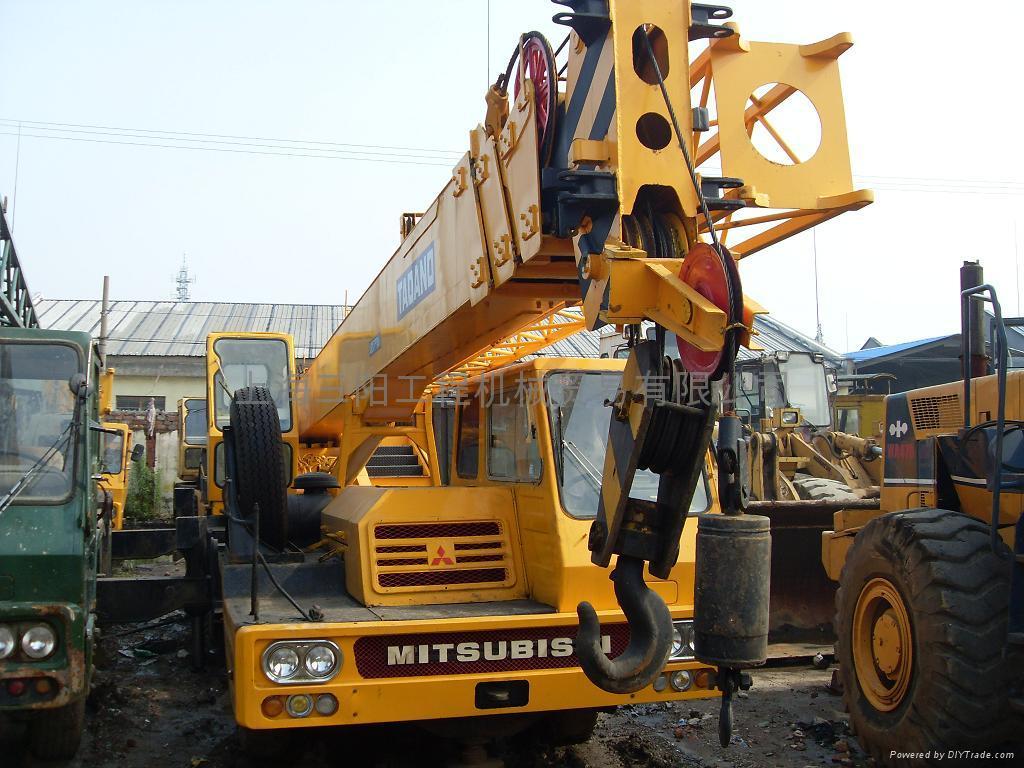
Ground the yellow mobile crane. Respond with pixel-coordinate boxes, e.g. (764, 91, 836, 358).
(178, 0, 871, 750)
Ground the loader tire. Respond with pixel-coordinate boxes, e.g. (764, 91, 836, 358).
(835, 509, 1017, 766)
(792, 474, 858, 502)
(28, 696, 86, 760)
(230, 385, 288, 551)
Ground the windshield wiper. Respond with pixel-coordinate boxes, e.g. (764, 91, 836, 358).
(0, 421, 75, 516)
(554, 406, 565, 485)
(564, 439, 602, 491)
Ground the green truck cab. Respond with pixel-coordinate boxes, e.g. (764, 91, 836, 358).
(0, 328, 105, 759)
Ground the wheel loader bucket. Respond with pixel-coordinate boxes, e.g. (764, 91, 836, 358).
(768, 524, 837, 652)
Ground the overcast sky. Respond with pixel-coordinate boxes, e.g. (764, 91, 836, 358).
(2, 1, 1022, 353)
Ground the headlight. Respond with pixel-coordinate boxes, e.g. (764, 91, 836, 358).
(22, 624, 57, 659)
(304, 645, 337, 678)
(265, 646, 300, 681)
(670, 620, 695, 660)
(262, 640, 341, 684)
(0, 625, 15, 659)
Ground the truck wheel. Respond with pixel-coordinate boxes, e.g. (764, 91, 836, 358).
(835, 509, 1014, 764)
(792, 474, 859, 502)
(28, 696, 86, 760)
(238, 725, 293, 761)
(229, 386, 288, 550)
(538, 708, 599, 746)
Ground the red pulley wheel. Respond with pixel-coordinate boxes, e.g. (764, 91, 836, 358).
(514, 34, 555, 163)
(675, 243, 735, 377)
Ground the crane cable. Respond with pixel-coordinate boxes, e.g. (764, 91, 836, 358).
(640, 30, 741, 385)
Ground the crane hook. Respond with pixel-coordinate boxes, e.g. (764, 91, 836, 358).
(576, 556, 672, 693)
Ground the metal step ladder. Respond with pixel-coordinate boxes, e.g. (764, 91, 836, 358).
(366, 445, 424, 478)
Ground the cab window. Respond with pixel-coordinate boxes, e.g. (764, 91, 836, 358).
(487, 389, 541, 482)
(456, 389, 481, 479)
(545, 370, 709, 519)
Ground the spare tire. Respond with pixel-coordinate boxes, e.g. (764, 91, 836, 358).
(229, 385, 288, 550)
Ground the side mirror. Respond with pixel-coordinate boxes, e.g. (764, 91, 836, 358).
(68, 372, 87, 397)
(131, 444, 145, 463)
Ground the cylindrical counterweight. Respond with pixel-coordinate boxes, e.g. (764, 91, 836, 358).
(693, 513, 771, 667)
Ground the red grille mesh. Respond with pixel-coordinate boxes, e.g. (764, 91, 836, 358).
(376, 545, 426, 554)
(378, 568, 507, 588)
(454, 541, 501, 551)
(376, 558, 429, 567)
(374, 522, 501, 540)
(456, 554, 505, 564)
(354, 623, 630, 679)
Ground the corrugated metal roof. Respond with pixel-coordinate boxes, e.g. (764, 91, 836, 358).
(36, 300, 349, 359)
(844, 335, 949, 363)
(36, 299, 840, 365)
(742, 315, 845, 364)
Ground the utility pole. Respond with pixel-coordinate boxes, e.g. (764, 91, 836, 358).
(813, 229, 824, 344)
(99, 275, 110, 368)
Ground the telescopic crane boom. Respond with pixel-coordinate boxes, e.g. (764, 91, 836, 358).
(296, 0, 871, 714)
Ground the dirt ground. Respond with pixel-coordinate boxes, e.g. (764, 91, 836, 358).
(0, 608, 872, 768)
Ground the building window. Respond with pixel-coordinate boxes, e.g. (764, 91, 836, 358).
(116, 395, 166, 411)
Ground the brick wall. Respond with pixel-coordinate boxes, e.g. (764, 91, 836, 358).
(108, 409, 178, 434)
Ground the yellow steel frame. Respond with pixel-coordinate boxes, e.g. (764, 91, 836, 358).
(430, 307, 586, 390)
(689, 29, 873, 258)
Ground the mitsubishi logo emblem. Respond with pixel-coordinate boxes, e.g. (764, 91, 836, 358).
(889, 419, 908, 439)
(431, 545, 454, 566)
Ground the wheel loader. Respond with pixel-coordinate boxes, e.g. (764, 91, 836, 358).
(822, 262, 1024, 763)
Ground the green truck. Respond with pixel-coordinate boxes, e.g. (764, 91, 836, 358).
(0, 327, 105, 758)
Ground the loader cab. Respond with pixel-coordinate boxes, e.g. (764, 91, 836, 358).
(173, 397, 207, 517)
(834, 373, 893, 440)
(205, 333, 298, 515)
(178, 397, 207, 483)
(735, 352, 835, 431)
(98, 420, 132, 530)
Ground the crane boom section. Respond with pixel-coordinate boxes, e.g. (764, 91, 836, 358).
(0, 201, 39, 329)
(297, 0, 870, 444)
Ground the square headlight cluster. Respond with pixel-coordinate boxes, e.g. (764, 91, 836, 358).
(669, 620, 695, 660)
(261, 640, 341, 684)
(0, 622, 58, 661)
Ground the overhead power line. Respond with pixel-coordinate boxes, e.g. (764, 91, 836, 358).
(4, 117, 1023, 194)
(0, 118, 463, 157)
(0, 130, 457, 167)
(0, 118, 463, 167)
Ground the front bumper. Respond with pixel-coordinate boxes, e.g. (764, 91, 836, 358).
(232, 610, 718, 730)
(0, 603, 87, 711)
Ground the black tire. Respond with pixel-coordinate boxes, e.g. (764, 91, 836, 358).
(537, 708, 599, 746)
(792, 473, 859, 502)
(28, 696, 86, 760)
(229, 386, 288, 551)
(238, 725, 294, 762)
(836, 509, 1017, 765)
